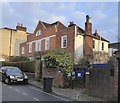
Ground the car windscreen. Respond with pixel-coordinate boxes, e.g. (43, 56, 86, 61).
(6, 68, 22, 73)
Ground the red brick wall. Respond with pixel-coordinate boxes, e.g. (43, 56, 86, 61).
(50, 36, 56, 50)
(56, 26, 75, 54)
(83, 35, 93, 57)
(42, 68, 64, 87)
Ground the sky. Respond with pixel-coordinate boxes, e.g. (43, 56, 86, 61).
(1, 0, 119, 43)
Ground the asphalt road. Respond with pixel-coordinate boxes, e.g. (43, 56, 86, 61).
(1, 82, 74, 102)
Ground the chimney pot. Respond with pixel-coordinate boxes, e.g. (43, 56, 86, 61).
(68, 21, 75, 27)
(95, 30, 97, 33)
(16, 23, 27, 32)
(86, 15, 91, 22)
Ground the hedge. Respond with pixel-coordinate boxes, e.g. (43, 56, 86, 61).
(1, 61, 35, 73)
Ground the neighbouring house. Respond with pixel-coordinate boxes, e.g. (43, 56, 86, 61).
(0, 23, 28, 61)
(108, 42, 120, 57)
(20, 15, 109, 64)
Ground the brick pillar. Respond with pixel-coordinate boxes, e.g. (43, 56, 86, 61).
(35, 60, 42, 80)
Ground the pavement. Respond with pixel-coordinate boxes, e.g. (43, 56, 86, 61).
(28, 78, 106, 101)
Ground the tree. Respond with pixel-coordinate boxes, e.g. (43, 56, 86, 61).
(44, 50, 73, 72)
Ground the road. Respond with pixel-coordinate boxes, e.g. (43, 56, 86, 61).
(1, 82, 74, 102)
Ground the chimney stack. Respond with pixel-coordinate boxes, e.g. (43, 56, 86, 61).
(68, 21, 75, 27)
(16, 23, 27, 32)
(94, 30, 99, 37)
(84, 15, 93, 58)
(85, 15, 92, 35)
(95, 30, 97, 33)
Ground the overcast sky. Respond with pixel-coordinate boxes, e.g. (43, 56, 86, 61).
(1, 1, 119, 43)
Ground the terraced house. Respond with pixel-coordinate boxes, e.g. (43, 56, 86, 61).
(20, 15, 109, 64)
(0, 24, 28, 61)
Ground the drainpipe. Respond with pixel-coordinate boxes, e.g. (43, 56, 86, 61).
(9, 29, 12, 57)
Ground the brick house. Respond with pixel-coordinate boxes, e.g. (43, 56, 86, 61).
(20, 15, 109, 64)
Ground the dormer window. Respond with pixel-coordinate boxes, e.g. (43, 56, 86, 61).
(36, 30, 42, 36)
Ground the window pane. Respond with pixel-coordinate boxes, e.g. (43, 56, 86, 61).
(61, 35, 67, 48)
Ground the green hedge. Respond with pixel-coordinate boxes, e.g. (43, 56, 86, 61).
(1, 61, 35, 73)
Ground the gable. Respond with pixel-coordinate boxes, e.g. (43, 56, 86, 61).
(34, 21, 47, 35)
(57, 22, 67, 31)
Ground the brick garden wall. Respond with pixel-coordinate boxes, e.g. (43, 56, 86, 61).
(42, 67, 64, 88)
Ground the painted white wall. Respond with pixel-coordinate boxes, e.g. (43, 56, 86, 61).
(93, 38, 108, 52)
(74, 26, 84, 63)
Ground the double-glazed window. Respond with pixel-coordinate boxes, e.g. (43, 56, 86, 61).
(22, 47, 25, 54)
(35, 41, 41, 51)
(45, 37, 50, 50)
(29, 43, 32, 53)
(61, 35, 67, 48)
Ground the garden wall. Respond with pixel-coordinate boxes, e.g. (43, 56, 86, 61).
(88, 67, 114, 100)
(42, 67, 64, 88)
(1, 61, 35, 73)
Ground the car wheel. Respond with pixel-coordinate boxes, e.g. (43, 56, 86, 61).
(5, 78, 10, 84)
(24, 80, 28, 84)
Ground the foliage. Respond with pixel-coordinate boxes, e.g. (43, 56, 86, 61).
(9, 56, 30, 62)
(44, 50, 73, 72)
(78, 57, 91, 68)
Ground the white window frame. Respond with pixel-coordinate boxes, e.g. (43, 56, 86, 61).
(61, 35, 67, 48)
(36, 30, 42, 36)
(45, 37, 50, 50)
(21, 47, 25, 54)
(35, 40, 41, 51)
(29, 43, 32, 53)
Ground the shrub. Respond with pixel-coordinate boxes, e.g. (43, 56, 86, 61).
(44, 50, 73, 72)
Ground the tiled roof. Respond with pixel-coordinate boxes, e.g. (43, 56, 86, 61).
(41, 21, 60, 28)
(42, 21, 51, 28)
(93, 33, 109, 42)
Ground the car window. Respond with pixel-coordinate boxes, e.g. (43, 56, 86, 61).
(6, 67, 22, 73)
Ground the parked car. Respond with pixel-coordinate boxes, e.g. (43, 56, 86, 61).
(0, 66, 28, 84)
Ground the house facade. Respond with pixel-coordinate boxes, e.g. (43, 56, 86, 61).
(108, 42, 120, 57)
(0, 24, 28, 61)
(20, 15, 109, 64)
